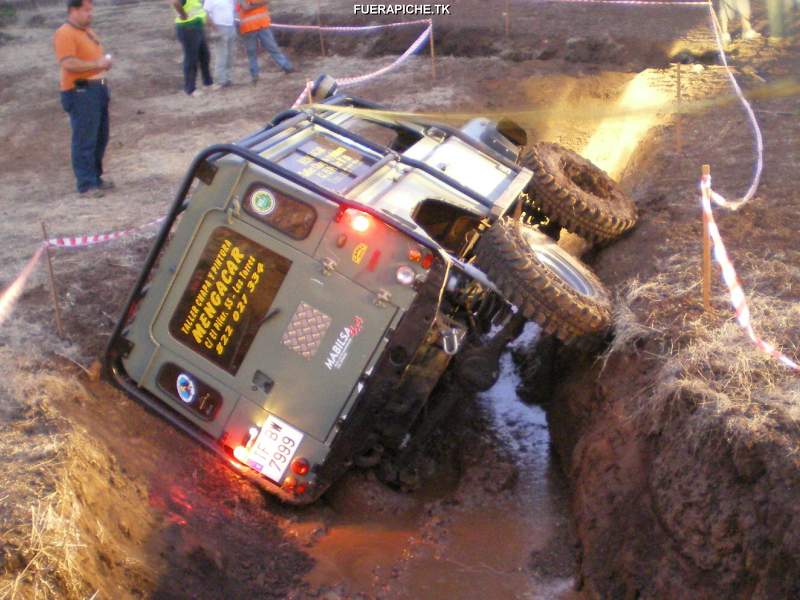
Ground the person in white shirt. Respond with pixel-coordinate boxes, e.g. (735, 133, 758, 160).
(203, 0, 236, 88)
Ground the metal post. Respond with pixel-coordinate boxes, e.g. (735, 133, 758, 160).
(503, 1, 510, 37)
(316, 0, 326, 57)
(429, 21, 437, 80)
(701, 165, 712, 313)
(41, 222, 65, 338)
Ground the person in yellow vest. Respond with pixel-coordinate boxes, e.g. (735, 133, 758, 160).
(172, 0, 213, 96)
(237, 0, 293, 84)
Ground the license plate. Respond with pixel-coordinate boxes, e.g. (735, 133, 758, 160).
(248, 415, 304, 483)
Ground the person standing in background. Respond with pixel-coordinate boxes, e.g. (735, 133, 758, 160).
(718, 0, 761, 45)
(766, 0, 798, 39)
(172, 0, 213, 96)
(203, 0, 236, 89)
(237, 0, 293, 84)
(54, 0, 114, 198)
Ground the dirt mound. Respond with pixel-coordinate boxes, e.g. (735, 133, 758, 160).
(525, 25, 800, 597)
(0, 361, 153, 599)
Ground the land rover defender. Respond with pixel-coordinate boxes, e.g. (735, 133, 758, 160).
(105, 79, 636, 504)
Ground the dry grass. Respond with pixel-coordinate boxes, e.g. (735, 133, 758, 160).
(0, 492, 88, 600)
(0, 352, 97, 600)
(603, 264, 800, 447)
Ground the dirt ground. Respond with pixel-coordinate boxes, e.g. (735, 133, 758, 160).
(1, 0, 799, 598)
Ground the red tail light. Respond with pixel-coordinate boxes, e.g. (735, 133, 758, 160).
(346, 209, 371, 233)
(291, 457, 310, 476)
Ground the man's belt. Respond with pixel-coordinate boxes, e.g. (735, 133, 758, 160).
(74, 78, 107, 89)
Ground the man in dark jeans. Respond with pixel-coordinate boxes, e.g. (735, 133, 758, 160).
(53, 0, 113, 197)
(172, 0, 212, 96)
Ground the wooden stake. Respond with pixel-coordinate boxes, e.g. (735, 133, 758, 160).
(701, 165, 712, 313)
(429, 22, 437, 80)
(316, 0, 326, 57)
(41, 222, 65, 338)
(676, 62, 683, 154)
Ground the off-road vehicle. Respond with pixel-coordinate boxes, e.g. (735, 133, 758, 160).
(105, 77, 636, 504)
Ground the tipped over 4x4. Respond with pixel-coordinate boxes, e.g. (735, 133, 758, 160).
(106, 79, 636, 504)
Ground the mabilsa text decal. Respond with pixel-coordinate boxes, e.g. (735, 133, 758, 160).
(324, 316, 364, 370)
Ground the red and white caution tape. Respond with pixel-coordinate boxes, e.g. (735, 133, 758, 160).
(45, 217, 165, 248)
(0, 244, 46, 327)
(532, 0, 707, 5)
(701, 176, 798, 371)
(693, 5, 791, 369)
(272, 19, 431, 33)
(292, 22, 432, 108)
(0, 217, 165, 327)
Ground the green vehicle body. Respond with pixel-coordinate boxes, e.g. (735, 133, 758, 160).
(105, 91, 561, 505)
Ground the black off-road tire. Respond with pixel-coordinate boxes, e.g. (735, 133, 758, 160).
(523, 142, 637, 243)
(474, 218, 611, 341)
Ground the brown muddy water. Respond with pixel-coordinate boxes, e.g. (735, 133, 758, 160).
(295, 325, 581, 599)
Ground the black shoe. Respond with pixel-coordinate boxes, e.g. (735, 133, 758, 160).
(98, 178, 115, 190)
(282, 66, 295, 74)
(79, 187, 105, 198)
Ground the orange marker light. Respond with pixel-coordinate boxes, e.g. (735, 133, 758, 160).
(408, 249, 422, 262)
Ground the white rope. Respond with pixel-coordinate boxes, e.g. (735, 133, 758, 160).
(704, 1, 764, 210)
(292, 23, 432, 107)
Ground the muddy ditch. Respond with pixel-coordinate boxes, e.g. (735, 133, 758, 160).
(4, 0, 799, 597)
(273, 15, 682, 72)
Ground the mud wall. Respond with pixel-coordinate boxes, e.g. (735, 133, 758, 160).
(530, 340, 800, 599)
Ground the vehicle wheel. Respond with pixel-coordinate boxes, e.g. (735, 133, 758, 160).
(522, 142, 637, 243)
(473, 217, 611, 341)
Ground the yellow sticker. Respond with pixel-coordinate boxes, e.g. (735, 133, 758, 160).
(352, 243, 368, 265)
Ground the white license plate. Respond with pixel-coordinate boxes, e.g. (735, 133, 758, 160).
(248, 415, 304, 482)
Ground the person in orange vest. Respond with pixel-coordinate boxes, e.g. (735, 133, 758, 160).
(237, 0, 293, 83)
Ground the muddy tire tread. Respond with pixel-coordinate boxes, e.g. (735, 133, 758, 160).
(523, 143, 638, 243)
(474, 218, 611, 341)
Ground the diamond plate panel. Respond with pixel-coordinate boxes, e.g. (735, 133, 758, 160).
(281, 302, 332, 359)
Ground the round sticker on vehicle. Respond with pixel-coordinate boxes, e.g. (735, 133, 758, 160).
(250, 189, 276, 216)
(176, 373, 196, 404)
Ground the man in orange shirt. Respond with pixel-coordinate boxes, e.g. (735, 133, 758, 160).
(238, 0, 293, 84)
(53, 0, 113, 197)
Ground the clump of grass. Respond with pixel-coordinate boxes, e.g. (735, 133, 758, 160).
(0, 5, 18, 23)
(0, 354, 96, 600)
(604, 269, 800, 446)
(1, 491, 88, 599)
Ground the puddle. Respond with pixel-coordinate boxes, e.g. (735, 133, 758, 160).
(303, 323, 581, 599)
